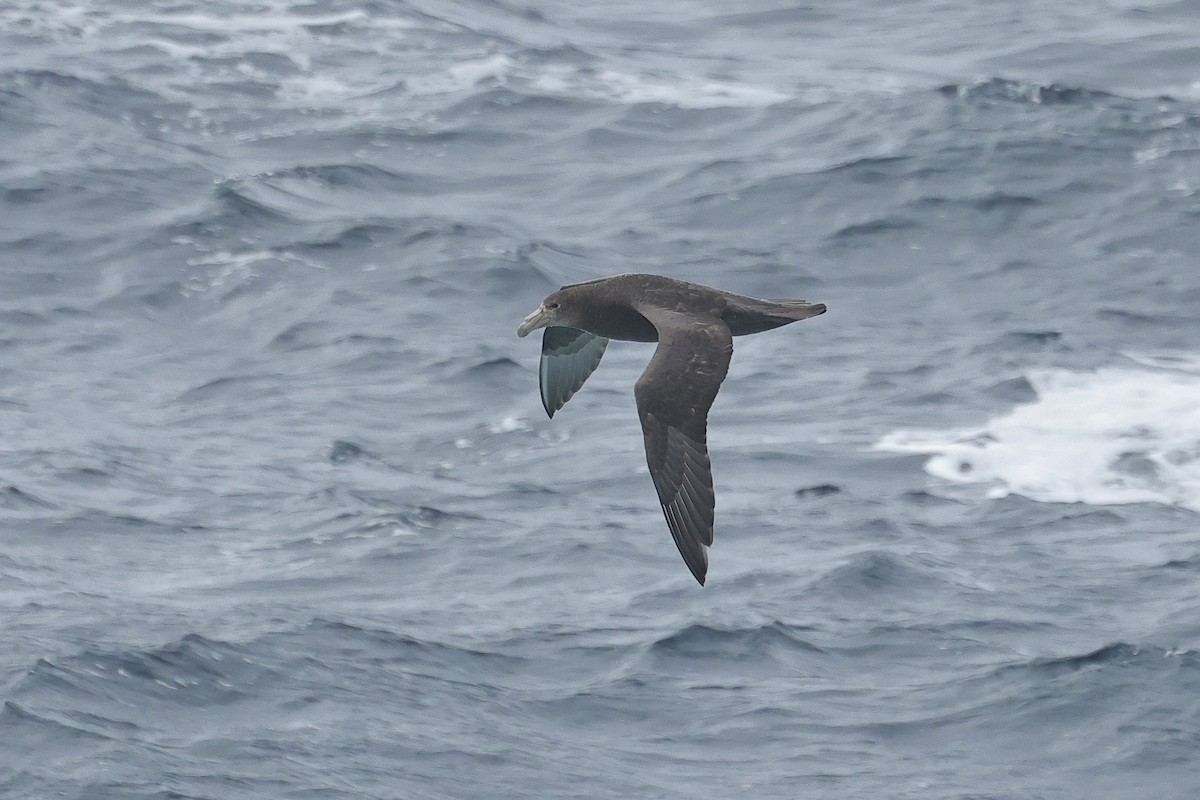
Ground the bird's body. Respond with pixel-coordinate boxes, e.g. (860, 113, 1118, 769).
(517, 273, 826, 585)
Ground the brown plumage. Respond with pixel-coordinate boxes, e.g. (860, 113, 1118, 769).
(517, 273, 826, 585)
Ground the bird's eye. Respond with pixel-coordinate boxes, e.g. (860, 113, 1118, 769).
(546, 302, 560, 310)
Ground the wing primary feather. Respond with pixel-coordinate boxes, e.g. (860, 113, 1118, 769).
(632, 307, 732, 585)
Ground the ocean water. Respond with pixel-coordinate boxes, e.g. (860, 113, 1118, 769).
(3, 1, 1200, 797)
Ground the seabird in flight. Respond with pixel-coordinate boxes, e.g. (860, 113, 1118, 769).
(517, 273, 826, 585)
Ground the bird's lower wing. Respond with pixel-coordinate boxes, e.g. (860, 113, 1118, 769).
(539, 327, 609, 418)
(632, 310, 733, 585)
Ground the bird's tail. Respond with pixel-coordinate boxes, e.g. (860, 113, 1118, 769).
(721, 297, 826, 336)
(762, 299, 827, 320)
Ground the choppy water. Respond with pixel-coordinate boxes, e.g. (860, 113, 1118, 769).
(3, 1, 1200, 797)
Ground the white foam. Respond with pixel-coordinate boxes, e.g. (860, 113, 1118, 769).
(596, 69, 790, 109)
(531, 66, 790, 109)
(407, 55, 514, 96)
(875, 359, 1200, 512)
(488, 414, 528, 434)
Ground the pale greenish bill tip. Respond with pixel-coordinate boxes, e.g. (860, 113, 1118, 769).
(517, 305, 550, 337)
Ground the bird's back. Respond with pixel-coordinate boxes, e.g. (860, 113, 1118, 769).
(562, 273, 825, 338)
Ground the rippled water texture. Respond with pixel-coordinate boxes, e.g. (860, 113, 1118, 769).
(3, 1, 1200, 798)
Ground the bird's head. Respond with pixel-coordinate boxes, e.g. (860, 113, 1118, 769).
(516, 286, 580, 337)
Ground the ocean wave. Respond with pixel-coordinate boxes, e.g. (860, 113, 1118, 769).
(407, 48, 795, 111)
(938, 77, 1123, 107)
(876, 359, 1200, 513)
(532, 65, 790, 109)
(0, 68, 181, 122)
(857, 641, 1200, 736)
(828, 215, 918, 241)
(1013, 641, 1149, 674)
(0, 700, 118, 752)
(649, 621, 824, 660)
(794, 483, 841, 499)
(912, 192, 1043, 215)
(6, 620, 531, 720)
(0, 84, 35, 127)
(807, 550, 941, 596)
(291, 221, 400, 251)
(9, 634, 277, 712)
(0, 484, 57, 512)
(210, 181, 303, 224)
(269, 162, 439, 192)
(982, 643, 1200, 702)
(276, 619, 531, 686)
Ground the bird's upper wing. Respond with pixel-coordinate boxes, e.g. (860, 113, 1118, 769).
(539, 327, 609, 418)
(631, 307, 733, 585)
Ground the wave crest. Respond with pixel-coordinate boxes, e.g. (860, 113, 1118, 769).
(877, 359, 1200, 512)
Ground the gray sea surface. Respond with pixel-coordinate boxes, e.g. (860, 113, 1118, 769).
(3, 1, 1200, 797)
